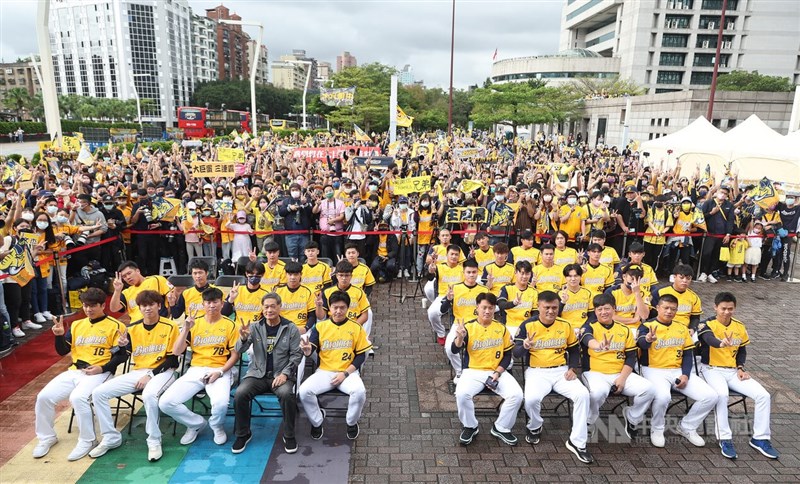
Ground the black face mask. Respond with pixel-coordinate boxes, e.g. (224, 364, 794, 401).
(654, 202, 664, 209)
(698, 190, 708, 198)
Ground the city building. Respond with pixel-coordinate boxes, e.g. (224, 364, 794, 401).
(271, 54, 307, 90)
(192, 14, 219, 87)
(560, 0, 800, 93)
(291, 49, 318, 90)
(317, 61, 332, 84)
(398, 64, 415, 85)
(205, 4, 250, 81)
(336, 51, 357, 72)
(490, 49, 620, 86)
(0, 61, 42, 98)
(49, 0, 194, 125)
(248, 42, 269, 84)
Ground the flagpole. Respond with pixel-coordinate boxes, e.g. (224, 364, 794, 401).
(447, 0, 456, 137)
(390, 75, 398, 144)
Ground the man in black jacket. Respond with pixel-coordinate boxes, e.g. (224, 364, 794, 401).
(699, 186, 735, 283)
(369, 221, 399, 282)
(278, 183, 313, 261)
(99, 195, 127, 273)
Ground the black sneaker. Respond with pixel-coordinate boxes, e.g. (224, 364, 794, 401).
(231, 432, 252, 454)
(310, 424, 323, 440)
(726, 274, 733, 282)
(566, 439, 594, 464)
(768, 271, 781, 280)
(759, 273, 771, 280)
(346, 423, 360, 440)
(490, 424, 518, 446)
(459, 426, 479, 445)
(623, 407, 638, 439)
(525, 426, 542, 445)
(283, 435, 298, 454)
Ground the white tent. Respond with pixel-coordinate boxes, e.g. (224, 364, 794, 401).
(723, 115, 800, 188)
(640, 116, 725, 171)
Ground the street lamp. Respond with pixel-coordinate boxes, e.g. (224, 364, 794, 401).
(130, 72, 151, 132)
(287, 59, 312, 130)
(315, 77, 332, 131)
(218, 19, 263, 138)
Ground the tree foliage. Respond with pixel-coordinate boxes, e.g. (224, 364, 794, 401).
(565, 76, 645, 98)
(717, 70, 796, 92)
(325, 63, 395, 132)
(2, 87, 33, 119)
(191, 80, 302, 118)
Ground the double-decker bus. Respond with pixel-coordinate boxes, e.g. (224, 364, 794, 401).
(177, 107, 213, 139)
(177, 107, 265, 138)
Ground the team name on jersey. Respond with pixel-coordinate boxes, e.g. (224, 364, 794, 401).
(188, 302, 204, 312)
(471, 338, 504, 350)
(281, 301, 307, 311)
(457, 297, 475, 306)
(132, 344, 167, 356)
(533, 338, 567, 349)
(584, 276, 605, 285)
(654, 337, 685, 350)
(442, 274, 463, 284)
(677, 303, 692, 313)
(616, 303, 636, 314)
(193, 335, 227, 346)
(235, 302, 261, 312)
(538, 275, 560, 283)
(321, 339, 352, 350)
(563, 301, 589, 312)
(75, 335, 109, 345)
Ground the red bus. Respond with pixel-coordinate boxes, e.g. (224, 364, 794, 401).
(178, 107, 265, 138)
(177, 107, 213, 138)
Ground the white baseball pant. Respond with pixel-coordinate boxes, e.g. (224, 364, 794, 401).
(364, 308, 374, 338)
(524, 366, 590, 448)
(641, 366, 718, 433)
(444, 323, 463, 376)
(427, 296, 447, 338)
(35, 370, 111, 445)
(158, 366, 232, 431)
(455, 369, 522, 432)
(423, 280, 435, 302)
(582, 371, 654, 425)
(299, 369, 365, 427)
(91, 369, 177, 446)
(700, 365, 771, 440)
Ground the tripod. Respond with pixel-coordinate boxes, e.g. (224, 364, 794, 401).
(389, 228, 415, 303)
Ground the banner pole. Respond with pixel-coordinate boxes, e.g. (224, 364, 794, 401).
(696, 233, 707, 279)
(789, 238, 798, 283)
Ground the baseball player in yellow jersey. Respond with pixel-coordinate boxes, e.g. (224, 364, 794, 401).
(452, 293, 522, 446)
(698, 292, 779, 460)
(468, 232, 494, 272)
(33, 288, 127, 461)
(582, 243, 614, 297)
(533, 244, 566, 292)
(159, 288, 240, 448)
(626, 242, 657, 294)
(637, 294, 717, 448)
(558, 264, 593, 333)
(650, 264, 702, 332)
(426, 245, 465, 344)
(299, 290, 372, 441)
(90, 290, 180, 462)
(343, 242, 376, 339)
(481, 242, 515, 297)
(579, 293, 654, 441)
(604, 263, 650, 326)
(509, 229, 541, 267)
(301, 241, 332, 296)
(168, 259, 217, 319)
(222, 260, 268, 325)
(497, 261, 538, 336)
(317, 260, 371, 336)
(272, 261, 317, 334)
(440, 259, 487, 381)
(110, 261, 171, 323)
(514, 290, 592, 463)
(250, 242, 287, 287)
(425, 228, 465, 272)
(552, 230, 579, 268)
(589, 230, 620, 273)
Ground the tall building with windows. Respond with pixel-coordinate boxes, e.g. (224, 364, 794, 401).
(49, 0, 194, 125)
(398, 65, 415, 85)
(248, 42, 269, 85)
(205, 4, 251, 81)
(560, 0, 800, 93)
(271, 54, 308, 91)
(336, 51, 357, 72)
(317, 61, 332, 84)
(192, 14, 219, 87)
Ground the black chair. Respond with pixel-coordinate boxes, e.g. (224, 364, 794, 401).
(214, 275, 246, 287)
(167, 275, 195, 288)
(236, 256, 250, 275)
(300, 351, 368, 419)
(318, 257, 334, 268)
(188, 256, 217, 278)
(279, 256, 296, 265)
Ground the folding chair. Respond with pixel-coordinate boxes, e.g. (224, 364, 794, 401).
(188, 256, 217, 278)
(167, 275, 195, 289)
(214, 275, 246, 287)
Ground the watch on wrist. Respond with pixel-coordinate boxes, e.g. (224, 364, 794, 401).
(217, 369, 224, 377)
(343, 370, 351, 378)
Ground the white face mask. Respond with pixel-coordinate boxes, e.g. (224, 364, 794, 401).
(21, 212, 34, 222)
(543, 195, 552, 203)
(495, 195, 505, 202)
(716, 193, 727, 201)
(46, 205, 58, 215)
(56, 215, 69, 224)
(36, 221, 49, 230)
(420, 201, 430, 208)
(290, 191, 301, 199)
(567, 197, 577, 206)
(399, 203, 408, 210)
(785, 197, 795, 206)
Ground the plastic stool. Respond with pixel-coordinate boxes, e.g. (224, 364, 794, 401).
(159, 257, 177, 277)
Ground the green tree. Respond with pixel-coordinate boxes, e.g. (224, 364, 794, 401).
(58, 94, 84, 119)
(326, 63, 396, 132)
(566, 76, 645, 98)
(2, 87, 32, 120)
(29, 93, 44, 120)
(717, 70, 795, 92)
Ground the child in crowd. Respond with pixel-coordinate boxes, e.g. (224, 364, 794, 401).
(725, 228, 747, 282)
(744, 222, 763, 283)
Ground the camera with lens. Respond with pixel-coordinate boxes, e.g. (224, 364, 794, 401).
(166, 224, 177, 243)
(75, 234, 88, 246)
(63, 235, 76, 249)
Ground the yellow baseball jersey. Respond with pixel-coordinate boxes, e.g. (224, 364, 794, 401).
(435, 262, 464, 297)
(517, 317, 578, 368)
(599, 246, 620, 269)
(583, 204, 610, 232)
(302, 261, 332, 295)
(482, 262, 515, 296)
(498, 284, 538, 328)
(417, 210, 434, 245)
(431, 244, 466, 263)
(510, 246, 541, 267)
(261, 260, 287, 287)
(230, 286, 269, 325)
(580, 321, 636, 374)
(651, 286, 702, 328)
(376, 235, 389, 257)
(350, 262, 376, 289)
(460, 319, 513, 371)
(581, 263, 614, 297)
(272, 283, 315, 330)
(533, 264, 565, 292)
(558, 205, 584, 238)
(728, 239, 747, 265)
(311, 319, 372, 372)
(698, 318, 750, 368)
(608, 286, 646, 325)
(187, 316, 238, 368)
(322, 284, 370, 322)
(121, 275, 171, 323)
(559, 287, 594, 330)
(128, 317, 180, 370)
(473, 247, 495, 271)
(638, 263, 658, 294)
(66, 315, 125, 370)
(644, 207, 673, 245)
(553, 247, 579, 268)
(639, 320, 693, 369)
(451, 282, 488, 321)
(178, 284, 218, 318)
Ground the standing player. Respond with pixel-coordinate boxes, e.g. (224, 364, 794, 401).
(440, 259, 487, 381)
(317, 261, 370, 333)
(452, 293, 522, 446)
(497, 261, 538, 337)
(626, 242, 658, 293)
(426, 245, 465, 345)
(509, 229, 541, 267)
(481, 243, 515, 297)
(532, 245, 565, 292)
(650, 264, 702, 332)
(222, 261, 268, 325)
(168, 259, 217, 319)
(272, 261, 316, 334)
(301, 241, 332, 296)
(249, 242, 287, 286)
(698, 292, 779, 459)
(558, 264, 593, 334)
(110, 261, 171, 323)
(604, 264, 650, 326)
(581, 243, 614, 298)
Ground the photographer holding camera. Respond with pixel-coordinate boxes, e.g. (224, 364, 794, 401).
(611, 184, 645, 256)
(69, 194, 108, 277)
(99, 195, 127, 275)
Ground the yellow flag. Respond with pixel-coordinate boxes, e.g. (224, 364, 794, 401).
(748, 177, 779, 210)
(458, 179, 485, 193)
(241, 130, 251, 140)
(397, 106, 414, 128)
(353, 124, 371, 142)
(388, 141, 401, 157)
(230, 129, 239, 138)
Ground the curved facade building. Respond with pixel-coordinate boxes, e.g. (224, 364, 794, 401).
(490, 49, 620, 86)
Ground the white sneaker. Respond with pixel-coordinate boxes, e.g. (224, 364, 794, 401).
(12, 327, 25, 338)
(148, 444, 163, 462)
(707, 274, 718, 284)
(67, 440, 97, 461)
(22, 320, 43, 330)
(650, 430, 665, 448)
(34, 313, 47, 323)
(675, 425, 705, 447)
(697, 273, 708, 283)
(89, 439, 121, 458)
(32, 438, 58, 458)
(212, 426, 227, 445)
(180, 420, 207, 445)
(42, 311, 55, 320)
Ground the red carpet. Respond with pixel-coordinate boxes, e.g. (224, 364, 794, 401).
(0, 330, 68, 402)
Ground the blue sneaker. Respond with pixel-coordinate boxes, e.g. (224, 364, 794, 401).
(749, 438, 779, 459)
(719, 439, 737, 459)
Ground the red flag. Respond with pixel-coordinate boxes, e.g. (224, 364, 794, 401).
(492, 48, 498, 61)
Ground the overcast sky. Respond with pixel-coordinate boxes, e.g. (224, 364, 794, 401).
(0, 0, 563, 89)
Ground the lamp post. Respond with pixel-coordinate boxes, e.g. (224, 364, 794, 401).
(218, 19, 263, 138)
(130, 72, 152, 133)
(287, 59, 313, 130)
(36, 0, 62, 146)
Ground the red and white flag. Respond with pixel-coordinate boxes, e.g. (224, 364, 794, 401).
(492, 48, 498, 61)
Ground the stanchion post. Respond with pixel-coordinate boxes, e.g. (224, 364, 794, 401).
(789, 236, 798, 282)
(621, 232, 630, 258)
(695, 233, 707, 279)
(52, 252, 74, 316)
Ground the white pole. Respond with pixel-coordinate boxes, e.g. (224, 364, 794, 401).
(620, 95, 632, 149)
(789, 86, 800, 133)
(250, 26, 262, 138)
(302, 62, 311, 130)
(36, 0, 62, 145)
(389, 74, 398, 143)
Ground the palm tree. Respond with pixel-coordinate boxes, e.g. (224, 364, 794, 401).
(2, 87, 32, 120)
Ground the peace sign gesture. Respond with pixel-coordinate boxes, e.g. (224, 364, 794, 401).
(523, 331, 537, 350)
(513, 290, 523, 307)
(185, 309, 198, 331)
(228, 280, 240, 301)
(248, 247, 258, 262)
(112, 272, 124, 292)
(645, 325, 658, 343)
(455, 318, 467, 339)
(239, 319, 251, 340)
(719, 331, 734, 348)
(596, 333, 612, 352)
(446, 284, 455, 301)
(52, 315, 65, 336)
(116, 326, 129, 347)
(299, 334, 312, 354)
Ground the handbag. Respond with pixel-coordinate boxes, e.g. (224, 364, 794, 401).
(719, 247, 730, 262)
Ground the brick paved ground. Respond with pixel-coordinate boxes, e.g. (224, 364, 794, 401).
(349, 262, 800, 483)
